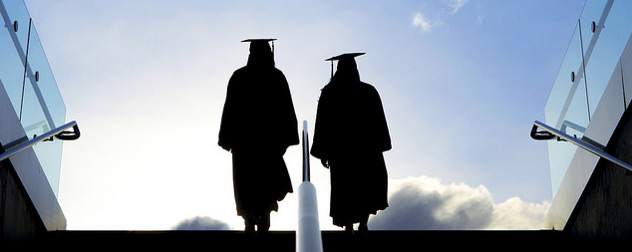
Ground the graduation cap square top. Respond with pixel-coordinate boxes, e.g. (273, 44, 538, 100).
(241, 38, 277, 43)
(242, 38, 276, 54)
(325, 52, 365, 61)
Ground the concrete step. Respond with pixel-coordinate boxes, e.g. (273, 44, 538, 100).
(25, 230, 609, 251)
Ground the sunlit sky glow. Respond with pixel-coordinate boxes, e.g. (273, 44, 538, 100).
(24, 0, 585, 230)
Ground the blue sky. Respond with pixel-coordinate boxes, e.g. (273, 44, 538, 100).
(24, 0, 586, 230)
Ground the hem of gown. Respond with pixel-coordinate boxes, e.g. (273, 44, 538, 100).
(236, 191, 292, 217)
(331, 204, 388, 227)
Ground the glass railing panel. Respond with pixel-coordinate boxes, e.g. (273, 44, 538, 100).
(0, 1, 67, 197)
(1, 0, 29, 56)
(23, 23, 66, 129)
(546, 84, 589, 196)
(20, 23, 66, 197)
(544, 23, 590, 196)
(581, 1, 632, 118)
(0, 0, 30, 117)
(545, 24, 586, 128)
(578, 0, 608, 57)
(0, 24, 24, 116)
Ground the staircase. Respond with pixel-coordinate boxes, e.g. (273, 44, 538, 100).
(23, 229, 610, 251)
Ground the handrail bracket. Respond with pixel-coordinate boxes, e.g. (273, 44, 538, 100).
(55, 124, 80, 141)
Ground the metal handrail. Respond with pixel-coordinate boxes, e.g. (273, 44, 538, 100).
(0, 120, 80, 163)
(531, 120, 632, 173)
(297, 120, 323, 252)
(302, 120, 310, 182)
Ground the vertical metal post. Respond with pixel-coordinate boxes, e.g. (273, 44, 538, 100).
(302, 120, 310, 182)
(297, 120, 323, 252)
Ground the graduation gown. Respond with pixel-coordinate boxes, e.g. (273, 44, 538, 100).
(311, 73, 392, 227)
(218, 57, 298, 218)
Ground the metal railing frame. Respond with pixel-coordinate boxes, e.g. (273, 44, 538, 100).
(0, 120, 80, 163)
(531, 120, 632, 173)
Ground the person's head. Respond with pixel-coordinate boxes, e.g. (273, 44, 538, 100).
(327, 53, 364, 83)
(333, 57, 360, 82)
(243, 39, 275, 67)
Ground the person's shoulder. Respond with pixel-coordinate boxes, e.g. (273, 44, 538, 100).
(229, 66, 249, 79)
(359, 81, 379, 93)
(320, 82, 337, 93)
(272, 67, 286, 76)
(233, 66, 249, 74)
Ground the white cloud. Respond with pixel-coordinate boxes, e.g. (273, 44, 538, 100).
(369, 176, 550, 230)
(412, 0, 471, 33)
(173, 216, 232, 230)
(412, 13, 434, 32)
(447, 0, 470, 14)
(488, 197, 551, 230)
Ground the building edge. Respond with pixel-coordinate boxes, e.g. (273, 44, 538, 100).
(0, 79, 66, 244)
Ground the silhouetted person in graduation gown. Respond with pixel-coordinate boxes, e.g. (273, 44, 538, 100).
(311, 53, 392, 234)
(218, 39, 298, 234)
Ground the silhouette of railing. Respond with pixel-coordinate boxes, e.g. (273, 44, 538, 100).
(302, 121, 311, 182)
(0, 120, 80, 163)
(531, 120, 632, 173)
(297, 120, 323, 252)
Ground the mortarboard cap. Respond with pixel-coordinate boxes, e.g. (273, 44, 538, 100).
(325, 53, 365, 78)
(325, 52, 365, 61)
(241, 38, 276, 54)
(241, 38, 277, 43)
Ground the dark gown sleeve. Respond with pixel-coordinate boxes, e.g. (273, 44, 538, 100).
(218, 71, 240, 151)
(310, 88, 331, 160)
(369, 86, 392, 152)
(277, 71, 300, 149)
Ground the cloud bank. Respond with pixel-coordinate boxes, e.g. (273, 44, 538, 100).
(369, 176, 550, 230)
(173, 216, 231, 230)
